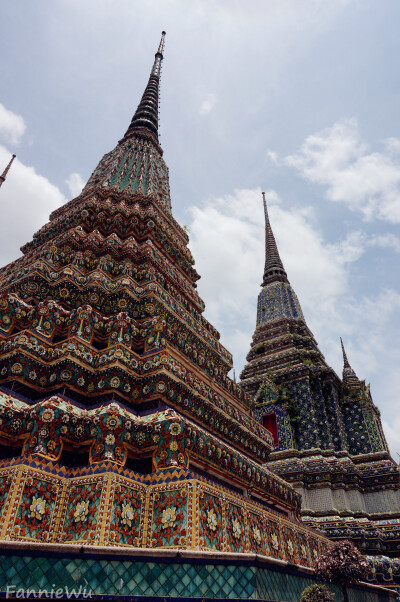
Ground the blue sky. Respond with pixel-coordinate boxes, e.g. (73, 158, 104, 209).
(1, 0, 400, 456)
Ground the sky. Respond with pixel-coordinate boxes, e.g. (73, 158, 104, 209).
(1, 0, 400, 456)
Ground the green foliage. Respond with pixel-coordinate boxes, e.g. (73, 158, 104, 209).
(300, 584, 335, 601)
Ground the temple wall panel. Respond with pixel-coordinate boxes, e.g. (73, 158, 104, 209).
(332, 488, 350, 512)
(364, 490, 400, 515)
(302, 487, 334, 512)
(347, 488, 367, 513)
(0, 458, 328, 568)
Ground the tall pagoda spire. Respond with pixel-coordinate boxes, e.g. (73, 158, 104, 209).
(252, 192, 304, 329)
(0, 154, 16, 189)
(240, 192, 326, 400)
(262, 192, 288, 285)
(124, 31, 166, 142)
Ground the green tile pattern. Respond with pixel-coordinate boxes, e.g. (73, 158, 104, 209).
(0, 553, 392, 601)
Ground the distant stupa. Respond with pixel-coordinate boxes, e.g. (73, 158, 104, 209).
(241, 191, 400, 596)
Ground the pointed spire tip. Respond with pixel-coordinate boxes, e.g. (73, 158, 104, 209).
(261, 190, 288, 286)
(0, 153, 17, 188)
(340, 337, 350, 368)
(157, 31, 166, 56)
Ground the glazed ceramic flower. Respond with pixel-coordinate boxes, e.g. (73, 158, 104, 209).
(271, 534, 279, 550)
(30, 497, 46, 520)
(207, 509, 217, 531)
(287, 540, 294, 555)
(106, 416, 118, 430)
(74, 501, 89, 522)
(232, 519, 241, 539)
(161, 506, 176, 528)
(170, 422, 181, 435)
(253, 526, 262, 544)
(42, 408, 54, 422)
(136, 432, 145, 445)
(121, 502, 134, 526)
(106, 433, 115, 445)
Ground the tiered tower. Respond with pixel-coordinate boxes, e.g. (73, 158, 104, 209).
(241, 193, 400, 591)
(0, 34, 355, 602)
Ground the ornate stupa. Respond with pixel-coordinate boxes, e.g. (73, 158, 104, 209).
(0, 33, 371, 602)
(241, 192, 400, 595)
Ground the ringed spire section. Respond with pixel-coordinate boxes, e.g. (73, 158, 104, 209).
(125, 31, 166, 142)
(262, 192, 288, 286)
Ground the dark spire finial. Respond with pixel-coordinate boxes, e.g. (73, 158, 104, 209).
(124, 31, 166, 142)
(340, 337, 350, 368)
(0, 154, 16, 189)
(262, 191, 288, 286)
(340, 337, 360, 387)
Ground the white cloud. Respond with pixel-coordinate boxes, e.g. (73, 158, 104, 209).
(0, 146, 65, 266)
(385, 137, 400, 155)
(368, 233, 400, 253)
(66, 172, 85, 198)
(284, 119, 400, 223)
(199, 93, 217, 116)
(0, 104, 26, 145)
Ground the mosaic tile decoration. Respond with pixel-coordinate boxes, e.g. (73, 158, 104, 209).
(0, 552, 393, 601)
(0, 455, 323, 563)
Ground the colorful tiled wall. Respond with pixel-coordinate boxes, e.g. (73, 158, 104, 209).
(0, 455, 326, 566)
